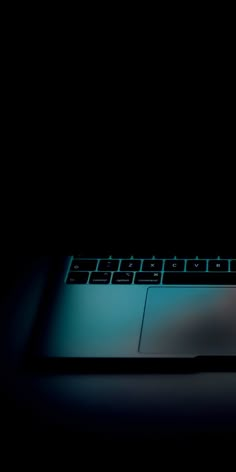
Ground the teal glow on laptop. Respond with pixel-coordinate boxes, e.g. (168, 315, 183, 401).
(28, 254, 236, 369)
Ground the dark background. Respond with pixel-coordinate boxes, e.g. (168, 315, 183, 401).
(1, 256, 236, 455)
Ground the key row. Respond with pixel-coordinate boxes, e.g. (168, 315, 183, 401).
(71, 259, 236, 272)
(67, 272, 161, 284)
(67, 271, 236, 284)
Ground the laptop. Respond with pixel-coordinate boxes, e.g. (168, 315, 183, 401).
(28, 253, 236, 371)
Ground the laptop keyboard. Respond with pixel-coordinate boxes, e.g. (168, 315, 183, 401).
(66, 255, 236, 285)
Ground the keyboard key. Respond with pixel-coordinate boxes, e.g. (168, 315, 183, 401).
(67, 272, 89, 284)
(230, 260, 236, 271)
(120, 260, 141, 271)
(112, 272, 134, 284)
(142, 260, 163, 271)
(186, 260, 207, 271)
(89, 272, 111, 284)
(163, 272, 236, 284)
(208, 260, 229, 271)
(164, 260, 185, 271)
(71, 260, 98, 271)
(98, 260, 120, 271)
(134, 272, 161, 284)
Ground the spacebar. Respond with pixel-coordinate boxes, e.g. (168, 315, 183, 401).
(163, 272, 236, 285)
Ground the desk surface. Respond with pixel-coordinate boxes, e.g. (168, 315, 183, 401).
(1, 257, 236, 442)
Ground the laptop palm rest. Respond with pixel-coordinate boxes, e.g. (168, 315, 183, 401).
(140, 287, 236, 356)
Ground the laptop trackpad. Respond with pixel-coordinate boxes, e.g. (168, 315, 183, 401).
(140, 287, 236, 356)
